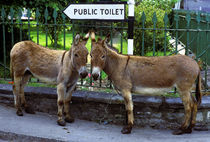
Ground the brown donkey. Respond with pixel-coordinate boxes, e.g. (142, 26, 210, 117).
(90, 32, 202, 135)
(10, 33, 89, 126)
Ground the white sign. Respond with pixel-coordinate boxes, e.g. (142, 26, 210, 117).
(63, 4, 125, 20)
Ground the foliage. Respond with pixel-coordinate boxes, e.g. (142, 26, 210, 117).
(0, 25, 28, 62)
(23, 0, 69, 47)
(133, 0, 179, 55)
(135, 0, 179, 11)
(1, 0, 70, 47)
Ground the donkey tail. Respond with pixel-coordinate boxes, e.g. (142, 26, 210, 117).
(10, 60, 14, 81)
(195, 72, 202, 105)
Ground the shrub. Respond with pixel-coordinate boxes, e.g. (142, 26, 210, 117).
(133, 0, 178, 55)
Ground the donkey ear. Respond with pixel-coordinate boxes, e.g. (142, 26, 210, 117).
(74, 34, 80, 45)
(90, 31, 96, 42)
(82, 32, 89, 45)
(84, 32, 89, 40)
(102, 34, 110, 47)
(104, 34, 110, 43)
(98, 38, 102, 42)
(102, 39, 107, 48)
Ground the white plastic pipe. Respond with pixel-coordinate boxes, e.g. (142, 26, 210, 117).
(128, 0, 135, 17)
(127, 39, 133, 55)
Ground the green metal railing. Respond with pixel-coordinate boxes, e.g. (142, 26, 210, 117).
(0, 7, 209, 92)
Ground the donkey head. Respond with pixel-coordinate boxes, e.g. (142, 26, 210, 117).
(90, 32, 109, 80)
(70, 33, 89, 79)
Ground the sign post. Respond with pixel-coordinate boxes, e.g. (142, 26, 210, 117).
(127, 0, 135, 55)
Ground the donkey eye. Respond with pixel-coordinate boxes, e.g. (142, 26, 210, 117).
(74, 54, 78, 57)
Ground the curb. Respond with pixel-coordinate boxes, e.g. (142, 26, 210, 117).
(0, 84, 210, 108)
(0, 130, 63, 142)
(0, 83, 210, 130)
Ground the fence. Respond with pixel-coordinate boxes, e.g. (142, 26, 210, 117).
(172, 10, 210, 65)
(0, 7, 209, 92)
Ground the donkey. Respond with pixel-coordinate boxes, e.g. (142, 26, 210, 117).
(10, 33, 89, 126)
(90, 32, 202, 135)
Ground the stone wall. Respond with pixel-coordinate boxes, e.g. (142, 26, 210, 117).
(0, 84, 210, 130)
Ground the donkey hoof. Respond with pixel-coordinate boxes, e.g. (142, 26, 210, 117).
(172, 129, 184, 135)
(16, 110, 23, 116)
(57, 119, 66, 126)
(172, 128, 192, 135)
(65, 117, 75, 123)
(25, 106, 35, 114)
(121, 125, 132, 134)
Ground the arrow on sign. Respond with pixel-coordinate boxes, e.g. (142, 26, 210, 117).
(63, 4, 125, 20)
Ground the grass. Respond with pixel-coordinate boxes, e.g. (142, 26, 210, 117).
(30, 30, 73, 50)
(164, 92, 180, 98)
(0, 78, 56, 88)
(24, 21, 128, 54)
(30, 30, 128, 54)
(0, 78, 116, 94)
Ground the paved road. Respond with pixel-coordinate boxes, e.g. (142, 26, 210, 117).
(0, 105, 209, 142)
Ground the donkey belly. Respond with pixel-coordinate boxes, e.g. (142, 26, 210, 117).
(132, 86, 173, 95)
(33, 74, 57, 83)
(27, 67, 57, 83)
(26, 58, 59, 83)
(31, 72, 57, 83)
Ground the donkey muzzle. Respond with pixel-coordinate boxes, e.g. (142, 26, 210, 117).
(92, 67, 101, 80)
(92, 73, 99, 80)
(80, 71, 88, 79)
(79, 66, 88, 79)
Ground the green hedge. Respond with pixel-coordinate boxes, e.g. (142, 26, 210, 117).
(133, 0, 177, 55)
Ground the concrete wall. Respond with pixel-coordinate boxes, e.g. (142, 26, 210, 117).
(0, 84, 210, 130)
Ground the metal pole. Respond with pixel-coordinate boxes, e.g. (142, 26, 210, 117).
(127, 0, 135, 55)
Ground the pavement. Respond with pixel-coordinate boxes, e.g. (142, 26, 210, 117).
(0, 105, 209, 142)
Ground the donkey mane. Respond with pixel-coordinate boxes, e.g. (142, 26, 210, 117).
(104, 43, 122, 56)
(105, 43, 175, 60)
(106, 44, 119, 53)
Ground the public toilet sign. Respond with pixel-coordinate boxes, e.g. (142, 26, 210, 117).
(63, 4, 125, 20)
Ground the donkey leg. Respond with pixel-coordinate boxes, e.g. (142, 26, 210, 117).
(13, 76, 23, 116)
(173, 90, 193, 135)
(121, 90, 134, 134)
(57, 83, 66, 126)
(190, 95, 198, 129)
(21, 74, 35, 114)
(64, 91, 74, 123)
